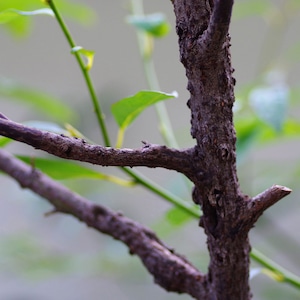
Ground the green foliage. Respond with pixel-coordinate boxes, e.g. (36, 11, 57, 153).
(127, 13, 170, 38)
(17, 156, 134, 186)
(0, 79, 76, 123)
(111, 90, 176, 147)
(71, 46, 95, 71)
(0, 234, 73, 278)
(0, 0, 95, 37)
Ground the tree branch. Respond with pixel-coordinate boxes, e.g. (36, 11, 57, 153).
(0, 116, 197, 179)
(0, 148, 209, 298)
(201, 0, 234, 53)
(248, 185, 292, 223)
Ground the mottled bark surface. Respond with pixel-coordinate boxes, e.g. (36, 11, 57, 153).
(0, 0, 292, 299)
(172, 0, 250, 298)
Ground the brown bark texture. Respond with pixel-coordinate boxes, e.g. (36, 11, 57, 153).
(0, 0, 292, 299)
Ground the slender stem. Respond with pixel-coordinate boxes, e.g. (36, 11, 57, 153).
(47, 0, 110, 146)
(123, 167, 200, 218)
(131, 0, 179, 148)
(251, 248, 300, 289)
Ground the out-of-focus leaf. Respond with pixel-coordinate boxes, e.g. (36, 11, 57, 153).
(235, 117, 261, 162)
(249, 72, 289, 132)
(165, 206, 194, 226)
(0, 79, 76, 122)
(262, 268, 284, 282)
(127, 13, 170, 38)
(282, 119, 300, 136)
(0, 234, 73, 278)
(0, 137, 11, 148)
(0, 121, 67, 148)
(111, 90, 176, 147)
(0, 8, 53, 24)
(17, 156, 134, 187)
(54, 0, 96, 26)
(71, 46, 95, 71)
(0, 0, 95, 37)
(233, 0, 272, 20)
(24, 121, 68, 134)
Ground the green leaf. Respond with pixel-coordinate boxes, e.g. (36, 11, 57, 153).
(0, 79, 76, 122)
(53, 0, 96, 26)
(0, 8, 53, 24)
(17, 156, 134, 187)
(235, 117, 261, 162)
(0, 137, 11, 148)
(127, 13, 170, 38)
(165, 206, 194, 226)
(0, 0, 95, 37)
(111, 90, 176, 147)
(71, 46, 95, 71)
(249, 78, 289, 132)
(112, 90, 176, 129)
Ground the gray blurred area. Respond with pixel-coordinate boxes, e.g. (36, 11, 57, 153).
(0, 1, 299, 299)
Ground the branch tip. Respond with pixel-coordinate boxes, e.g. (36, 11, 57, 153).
(249, 184, 292, 220)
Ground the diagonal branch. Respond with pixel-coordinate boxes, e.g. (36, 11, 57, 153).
(247, 185, 292, 223)
(0, 117, 197, 178)
(0, 148, 209, 298)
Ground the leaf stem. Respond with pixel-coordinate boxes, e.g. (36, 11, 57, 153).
(131, 0, 179, 148)
(47, 0, 110, 146)
(122, 167, 200, 218)
(251, 248, 300, 288)
(46, 0, 194, 218)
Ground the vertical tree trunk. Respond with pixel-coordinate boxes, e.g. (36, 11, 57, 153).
(173, 0, 251, 298)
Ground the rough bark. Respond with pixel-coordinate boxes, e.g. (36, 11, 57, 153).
(0, 0, 293, 299)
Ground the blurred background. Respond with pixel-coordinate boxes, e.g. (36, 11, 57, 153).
(0, 0, 299, 299)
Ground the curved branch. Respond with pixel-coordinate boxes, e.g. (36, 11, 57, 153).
(0, 148, 208, 298)
(248, 185, 292, 222)
(200, 0, 234, 53)
(0, 117, 196, 177)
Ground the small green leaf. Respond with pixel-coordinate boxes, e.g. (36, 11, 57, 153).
(0, 0, 95, 37)
(71, 46, 95, 71)
(127, 13, 170, 38)
(0, 137, 11, 148)
(165, 206, 194, 226)
(17, 156, 134, 187)
(112, 90, 176, 129)
(249, 73, 289, 132)
(0, 8, 54, 24)
(111, 90, 176, 147)
(0, 9, 22, 24)
(235, 117, 261, 162)
(0, 79, 76, 122)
